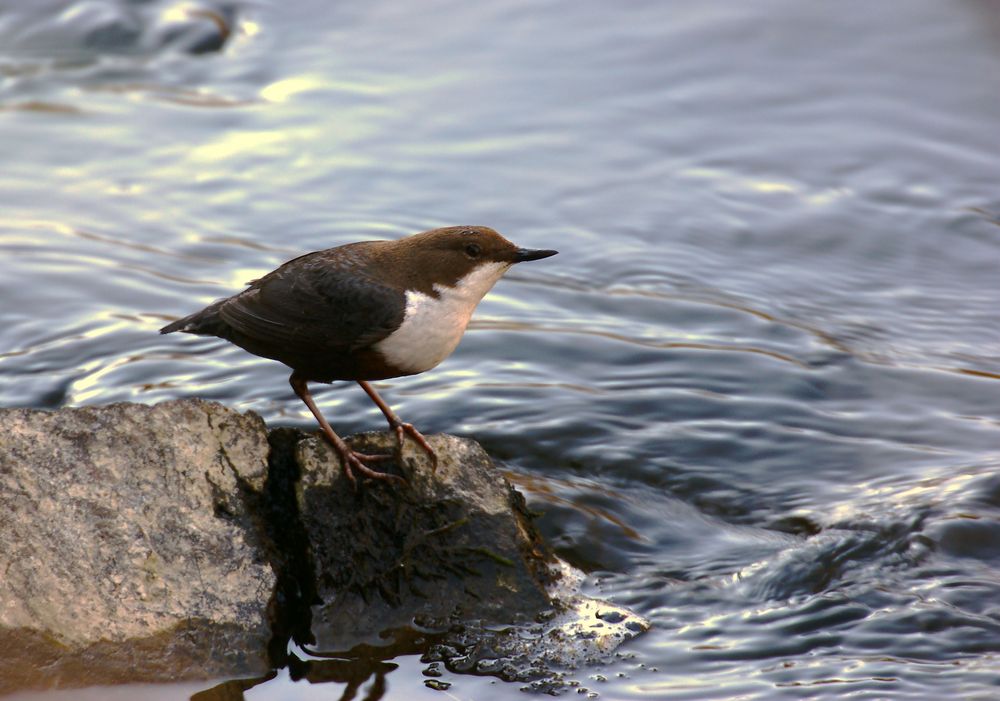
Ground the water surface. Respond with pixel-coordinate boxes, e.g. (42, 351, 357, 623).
(2, 0, 1000, 698)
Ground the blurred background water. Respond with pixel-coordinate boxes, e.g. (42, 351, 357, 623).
(2, 0, 1000, 698)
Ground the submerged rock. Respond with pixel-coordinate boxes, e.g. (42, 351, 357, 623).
(0, 0, 238, 59)
(0, 399, 274, 693)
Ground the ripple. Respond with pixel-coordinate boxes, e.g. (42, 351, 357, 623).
(4, 0, 1000, 698)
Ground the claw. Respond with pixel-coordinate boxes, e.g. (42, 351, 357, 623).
(339, 447, 405, 488)
(290, 373, 405, 489)
(357, 380, 438, 472)
(392, 421, 438, 472)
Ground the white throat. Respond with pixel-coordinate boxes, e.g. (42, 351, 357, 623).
(375, 261, 511, 374)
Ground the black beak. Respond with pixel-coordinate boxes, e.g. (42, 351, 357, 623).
(513, 248, 558, 263)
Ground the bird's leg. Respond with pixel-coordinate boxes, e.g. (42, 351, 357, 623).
(357, 380, 438, 471)
(290, 374, 404, 487)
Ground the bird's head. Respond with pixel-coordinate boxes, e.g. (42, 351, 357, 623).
(388, 226, 557, 298)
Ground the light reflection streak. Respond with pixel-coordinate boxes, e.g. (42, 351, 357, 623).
(72, 356, 130, 403)
(240, 19, 260, 38)
(857, 469, 981, 508)
(187, 130, 293, 162)
(260, 75, 327, 103)
(679, 166, 852, 206)
(222, 267, 271, 289)
(83, 82, 257, 108)
(1, 311, 128, 360)
(2, 217, 216, 267)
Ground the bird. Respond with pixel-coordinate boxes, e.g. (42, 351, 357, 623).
(160, 225, 558, 486)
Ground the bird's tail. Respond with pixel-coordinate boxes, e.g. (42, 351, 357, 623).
(160, 299, 228, 335)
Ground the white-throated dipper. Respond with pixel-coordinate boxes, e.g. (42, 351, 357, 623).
(160, 226, 557, 485)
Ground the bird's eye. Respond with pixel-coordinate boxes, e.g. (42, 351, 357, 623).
(465, 243, 482, 258)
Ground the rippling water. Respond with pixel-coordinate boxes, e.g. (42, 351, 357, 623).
(3, 0, 1000, 698)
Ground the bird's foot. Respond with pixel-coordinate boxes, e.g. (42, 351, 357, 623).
(337, 446, 405, 488)
(391, 421, 438, 472)
(291, 375, 406, 488)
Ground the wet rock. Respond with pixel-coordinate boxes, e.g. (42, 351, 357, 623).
(422, 561, 650, 688)
(0, 400, 647, 694)
(291, 431, 559, 651)
(148, 1, 236, 55)
(0, 0, 238, 58)
(0, 399, 274, 693)
(277, 429, 650, 690)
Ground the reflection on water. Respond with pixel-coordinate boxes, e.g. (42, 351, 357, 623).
(3, 0, 1000, 698)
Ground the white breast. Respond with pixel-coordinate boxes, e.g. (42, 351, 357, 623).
(374, 261, 510, 375)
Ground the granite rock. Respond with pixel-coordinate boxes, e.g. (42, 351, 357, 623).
(0, 399, 274, 692)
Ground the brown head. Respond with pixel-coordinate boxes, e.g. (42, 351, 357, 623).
(372, 225, 558, 296)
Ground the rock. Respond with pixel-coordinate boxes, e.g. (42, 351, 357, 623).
(0, 399, 275, 693)
(274, 429, 650, 689)
(422, 561, 650, 688)
(0, 0, 237, 58)
(289, 431, 558, 651)
(0, 400, 647, 695)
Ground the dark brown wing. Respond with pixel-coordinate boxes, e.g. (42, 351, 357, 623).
(215, 245, 405, 368)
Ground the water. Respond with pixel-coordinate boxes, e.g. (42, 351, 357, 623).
(3, 0, 1000, 698)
